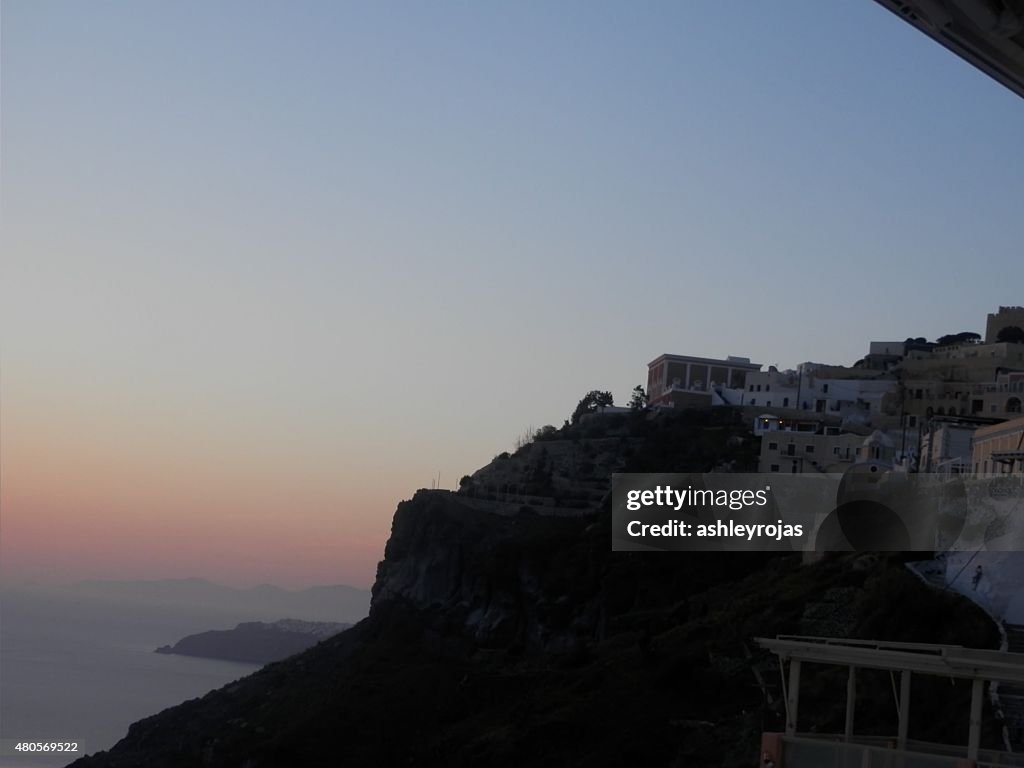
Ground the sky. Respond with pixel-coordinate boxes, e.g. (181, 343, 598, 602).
(2, 1, 1022, 589)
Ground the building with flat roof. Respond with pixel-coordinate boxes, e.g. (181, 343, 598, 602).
(869, 341, 907, 357)
(759, 428, 865, 474)
(972, 415, 1024, 475)
(900, 342, 1024, 423)
(970, 369, 1024, 419)
(920, 418, 978, 475)
(743, 363, 897, 428)
(646, 353, 761, 409)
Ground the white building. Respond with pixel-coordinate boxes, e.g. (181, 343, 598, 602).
(920, 419, 977, 475)
(742, 363, 897, 427)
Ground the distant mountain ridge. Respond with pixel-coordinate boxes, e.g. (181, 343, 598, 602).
(54, 578, 370, 624)
(156, 619, 351, 664)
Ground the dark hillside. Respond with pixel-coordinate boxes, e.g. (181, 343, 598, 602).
(71, 412, 999, 768)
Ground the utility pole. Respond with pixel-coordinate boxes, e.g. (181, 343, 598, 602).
(899, 371, 908, 461)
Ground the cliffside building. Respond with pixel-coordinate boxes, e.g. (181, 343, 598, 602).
(919, 417, 979, 475)
(758, 427, 866, 474)
(972, 416, 1024, 475)
(986, 306, 1024, 344)
(646, 354, 761, 409)
(743, 363, 897, 428)
(900, 342, 1024, 422)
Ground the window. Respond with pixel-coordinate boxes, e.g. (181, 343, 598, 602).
(750, 398, 756, 405)
(770, 464, 780, 472)
(766, 401, 772, 407)
(768, 442, 778, 450)
(783, 397, 789, 407)
(833, 446, 841, 455)
(766, 384, 771, 392)
(805, 445, 815, 454)
(823, 384, 829, 393)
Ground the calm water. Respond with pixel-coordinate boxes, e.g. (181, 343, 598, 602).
(0, 588, 262, 767)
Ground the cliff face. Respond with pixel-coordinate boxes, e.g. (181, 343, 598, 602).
(68, 412, 1002, 768)
(366, 408, 764, 655)
(370, 490, 603, 653)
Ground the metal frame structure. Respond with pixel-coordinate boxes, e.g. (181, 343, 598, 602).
(757, 635, 1024, 761)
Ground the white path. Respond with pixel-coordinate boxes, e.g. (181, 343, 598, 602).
(942, 552, 1024, 624)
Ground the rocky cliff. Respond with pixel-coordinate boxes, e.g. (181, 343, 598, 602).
(370, 490, 604, 654)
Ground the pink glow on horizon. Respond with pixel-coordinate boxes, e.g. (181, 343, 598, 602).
(0, 393, 415, 589)
(1, 491, 388, 589)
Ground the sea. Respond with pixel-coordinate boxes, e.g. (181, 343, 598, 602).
(0, 588, 263, 768)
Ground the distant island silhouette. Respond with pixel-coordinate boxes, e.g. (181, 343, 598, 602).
(61, 578, 370, 624)
(156, 619, 351, 664)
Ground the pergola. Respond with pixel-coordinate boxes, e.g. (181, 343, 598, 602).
(873, 0, 1024, 100)
(756, 635, 1024, 761)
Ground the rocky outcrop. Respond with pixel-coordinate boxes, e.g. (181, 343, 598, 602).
(371, 489, 603, 653)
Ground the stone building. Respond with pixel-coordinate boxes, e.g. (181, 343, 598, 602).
(986, 306, 1024, 344)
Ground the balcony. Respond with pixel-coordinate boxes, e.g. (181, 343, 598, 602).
(758, 636, 1024, 768)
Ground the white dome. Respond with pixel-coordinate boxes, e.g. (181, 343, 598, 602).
(862, 430, 894, 448)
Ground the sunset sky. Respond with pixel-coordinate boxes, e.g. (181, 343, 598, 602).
(3, 1, 1022, 588)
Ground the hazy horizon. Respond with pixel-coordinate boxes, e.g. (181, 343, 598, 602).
(3, 575, 370, 591)
(3, 1, 1022, 589)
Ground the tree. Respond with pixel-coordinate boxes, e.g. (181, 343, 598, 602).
(629, 385, 648, 411)
(996, 326, 1024, 344)
(534, 424, 559, 441)
(514, 425, 536, 451)
(936, 331, 981, 346)
(571, 390, 614, 424)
